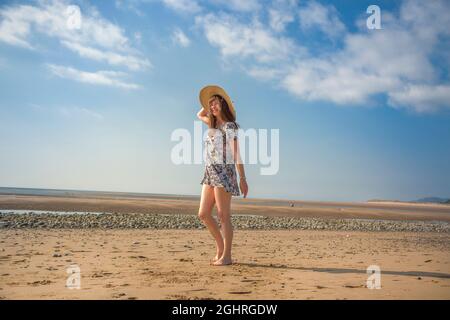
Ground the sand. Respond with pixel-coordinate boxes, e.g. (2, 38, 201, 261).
(1, 194, 450, 221)
(1, 229, 449, 300)
(1, 192, 449, 300)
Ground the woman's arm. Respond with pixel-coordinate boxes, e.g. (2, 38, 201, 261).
(197, 107, 210, 126)
(230, 135, 249, 198)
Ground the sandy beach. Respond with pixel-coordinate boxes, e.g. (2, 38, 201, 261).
(1, 191, 449, 300)
(0, 229, 449, 300)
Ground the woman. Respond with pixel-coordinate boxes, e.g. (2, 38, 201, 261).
(197, 85, 249, 266)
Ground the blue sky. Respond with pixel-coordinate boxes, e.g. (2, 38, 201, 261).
(0, 0, 449, 201)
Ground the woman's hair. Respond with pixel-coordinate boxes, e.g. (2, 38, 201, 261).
(207, 94, 239, 129)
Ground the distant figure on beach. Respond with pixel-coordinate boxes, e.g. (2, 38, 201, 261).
(197, 85, 249, 266)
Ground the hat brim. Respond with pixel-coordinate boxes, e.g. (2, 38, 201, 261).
(199, 85, 236, 118)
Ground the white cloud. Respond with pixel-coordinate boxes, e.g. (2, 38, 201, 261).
(162, 0, 201, 13)
(0, 0, 150, 70)
(59, 106, 104, 120)
(209, 0, 260, 12)
(298, 1, 346, 39)
(281, 58, 401, 105)
(196, 0, 450, 113)
(268, 0, 298, 32)
(47, 64, 140, 90)
(194, 12, 303, 63)
(268, 8, 294, 33)
(388, 84, 450, 113)
(0, 5, 35, 49)
(171, 27, 190, 47)
(61, 40, 151, 71)
(0, 1, 126, 50)
(280, 0, 450, 112)
(115, 0, 145, 16)
(245, 66, 287, 82)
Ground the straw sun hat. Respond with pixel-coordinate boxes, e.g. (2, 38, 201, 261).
(199, 85, 236, 118)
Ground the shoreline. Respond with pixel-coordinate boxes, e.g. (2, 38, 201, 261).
(2, 187, 448, 208)
(1, 194, 450, 222)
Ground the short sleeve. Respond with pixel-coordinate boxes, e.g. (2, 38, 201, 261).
(224, 122, 238, 140)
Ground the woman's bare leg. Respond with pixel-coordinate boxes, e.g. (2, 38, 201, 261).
(212, 187, 233, 266)
(198, 184, 224, 262)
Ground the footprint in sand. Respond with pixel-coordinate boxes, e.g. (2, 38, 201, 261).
(28, 280, 53, 286)
(130, 255, 148, 260)
(344, 284, 364, 288)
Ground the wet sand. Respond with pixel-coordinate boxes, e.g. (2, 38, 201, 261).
(0, 229, 449, 300)
(1, 194, 450, 221)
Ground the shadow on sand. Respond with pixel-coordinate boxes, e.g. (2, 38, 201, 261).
(236, 262, 450, 279)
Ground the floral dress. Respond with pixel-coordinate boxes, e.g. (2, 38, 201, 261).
(200, 121, 240, 196)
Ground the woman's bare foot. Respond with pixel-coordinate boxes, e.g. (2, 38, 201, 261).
(210, 257, 219, 264)
(210, 252, 223, 264)
(210, 246, 224, 264)
(212, 257, 232, 266)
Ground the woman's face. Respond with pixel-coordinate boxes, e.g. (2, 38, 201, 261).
(209, 98, 221, 117)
